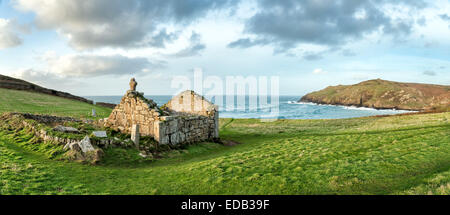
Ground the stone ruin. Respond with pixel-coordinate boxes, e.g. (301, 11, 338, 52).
(105, 78, 219, 145)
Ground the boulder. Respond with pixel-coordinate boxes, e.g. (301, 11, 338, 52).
(53, 125, 80, 133)
(92, 131, 107, 138)
(63, 142, 82, 151)
(79, 136, 95, 153)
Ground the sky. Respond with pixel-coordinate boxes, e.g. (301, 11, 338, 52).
(0, 0, 449, 96)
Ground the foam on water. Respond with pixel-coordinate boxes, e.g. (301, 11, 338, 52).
(86, 95, 414, 119)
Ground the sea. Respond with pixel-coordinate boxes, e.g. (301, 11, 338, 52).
(85, 95, 413, 119)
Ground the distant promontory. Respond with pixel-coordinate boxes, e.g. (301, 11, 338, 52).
(299, 79, 450, 111)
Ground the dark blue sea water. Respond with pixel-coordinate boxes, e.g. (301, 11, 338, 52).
(85, 95, 412, 119)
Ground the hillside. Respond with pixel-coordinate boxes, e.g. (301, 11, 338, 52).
(0, 74, 93, 104)
(0, 88, 112, 119)
(300, 79, 450, 111)
(1, 111, 449, 194)
(1, 78, 449, 195)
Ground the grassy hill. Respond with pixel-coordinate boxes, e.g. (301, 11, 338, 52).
(0, 88, 112, 119)
(300, 79, 450, 111)
(0, 74, 93, 104)
(1, 88, 450, 194)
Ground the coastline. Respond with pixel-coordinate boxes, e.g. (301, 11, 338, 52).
(298, 97, 423, 112)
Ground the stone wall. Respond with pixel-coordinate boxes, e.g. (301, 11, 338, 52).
(95, 102, 117, 109)
(105, 89, 219, 145)
(162, 90, 219, 142)
(4, 113, 128, 148)
(105, 90, 160, 136)
(164, 90, 218, 117)
(17, 112, 81, 124)
(154, 115, 217, 145)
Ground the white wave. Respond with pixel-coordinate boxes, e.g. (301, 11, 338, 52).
(288, 101, 317, 105)
(342, 106, 379, 111)
(289, 101, 415, 113)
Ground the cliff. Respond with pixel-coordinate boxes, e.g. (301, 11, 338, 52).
(0, 74, 93, 104)
(300, 79, 450, 111)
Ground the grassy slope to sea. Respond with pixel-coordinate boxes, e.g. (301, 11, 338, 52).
(1, 88, 450, 194)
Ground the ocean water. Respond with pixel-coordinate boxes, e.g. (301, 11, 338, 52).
(85, 95, 413, 119)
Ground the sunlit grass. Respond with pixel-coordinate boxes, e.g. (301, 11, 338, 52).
(0, 88, 112, 119)
(1, 110, 449, 194)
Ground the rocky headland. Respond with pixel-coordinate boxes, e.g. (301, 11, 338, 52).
(300, 79, 450, 111)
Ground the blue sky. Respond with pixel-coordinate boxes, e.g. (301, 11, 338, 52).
(0, 0, 449, 96)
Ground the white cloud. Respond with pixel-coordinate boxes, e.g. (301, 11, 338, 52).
(10, 53, 167, 92)
(13, 0, 238, 50)
(313, 68, 327, 74)
(0, 18, 22, 49)
(170, 31, 206, 58)
(45, 54, 163, 77)
(12, 54, 164, 83)
(13, 69, 70, 87)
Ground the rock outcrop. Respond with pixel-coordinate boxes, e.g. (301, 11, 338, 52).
(300, 79, 450, 111)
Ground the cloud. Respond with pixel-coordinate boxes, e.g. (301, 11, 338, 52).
(148, 29, 180, 48)
(313, 68, 327, 74)
(14, 0, 239, 50)
(11, 54, 166, 88)
(440, 14, 450, 21)
(303, 52, 323, 61)
(416, 17, 426, 26)
(0, 18, 23, 49)
(342, 49, 357, 57)
(13, 69, 76, 88)
(46, 54, 165, 77)
(229, 0, 427, 54)
(423, 70, 436, 76)
(227, 38, 268, 49)
(170, 31, 206, 58)
(440, 14, 450, 28)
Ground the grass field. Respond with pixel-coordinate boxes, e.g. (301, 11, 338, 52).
(0, 88, 111, 119)
(0, 88, 449, 194)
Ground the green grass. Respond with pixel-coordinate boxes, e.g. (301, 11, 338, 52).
(0, 88, 112, 119)
(1, 87, 449, 194)
(1, 109, 449, 194)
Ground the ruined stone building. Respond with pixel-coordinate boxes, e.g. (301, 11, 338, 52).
(105, 79, 219, 145)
